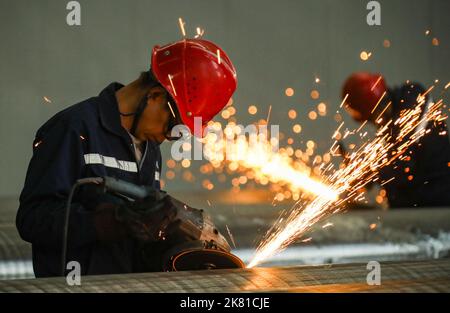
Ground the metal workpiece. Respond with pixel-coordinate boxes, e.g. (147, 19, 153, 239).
(1, 207, 450, 280)
(0, 259, 449, 293)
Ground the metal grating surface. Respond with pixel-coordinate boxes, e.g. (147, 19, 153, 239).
(0, 225, 34, 280)
(0, 225, 31, 260)
(0, 259, 449, 293)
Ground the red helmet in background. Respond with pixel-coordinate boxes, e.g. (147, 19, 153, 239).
(342, 72, 387, 122)
(151, 39, 237, 137)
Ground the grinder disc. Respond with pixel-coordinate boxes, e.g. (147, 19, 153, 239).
(168, 248, 245, 271)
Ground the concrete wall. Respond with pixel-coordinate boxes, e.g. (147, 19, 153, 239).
(0, 0, 449, 199)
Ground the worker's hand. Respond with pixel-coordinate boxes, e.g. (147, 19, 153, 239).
(115, 190, 177, 242)
(92, 203, 128, 242)
(77, 183, 125, 211)
(75, 184, 131, 242)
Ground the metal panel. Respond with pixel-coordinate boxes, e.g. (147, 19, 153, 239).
(1, 208, 450, 280)
(0, 259, 449, 293)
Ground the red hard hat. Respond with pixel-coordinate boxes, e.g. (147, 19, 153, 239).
(342, 72, 387, 122)
(151, 39, 237, 137)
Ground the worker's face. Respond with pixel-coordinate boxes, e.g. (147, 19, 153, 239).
(134, 86, 180, 143)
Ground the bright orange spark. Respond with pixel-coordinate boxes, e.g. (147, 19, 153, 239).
(217, 49, 221, 64)
(370, 91, 387, 114)
(195, 27, 204, 38)
(266, 105, 272, 125)
(167, 101, 176, 118)
(371, 76, 383, 91)
(168, 74, 177, 96)
(178, 18, 186, 37)
(340, 94, 349, 108)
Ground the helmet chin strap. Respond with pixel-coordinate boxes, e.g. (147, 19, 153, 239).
(127, 95, 150, 137)
(119, 95, 149, 137)
(119, 70, 160, 137)
(121, 93, 184, 141)
(119, 70, 186, 140)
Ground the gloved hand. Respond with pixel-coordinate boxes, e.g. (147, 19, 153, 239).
(115, 189, 178, 242)
(76, 184, 128, 242)
(76, 184, 177, 243)
(77, 183, 125, 211)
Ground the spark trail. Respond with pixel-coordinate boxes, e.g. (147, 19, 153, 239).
(248, 90, 447, 268)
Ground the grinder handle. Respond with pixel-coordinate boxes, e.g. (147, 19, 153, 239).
(102, 176, 150, 200)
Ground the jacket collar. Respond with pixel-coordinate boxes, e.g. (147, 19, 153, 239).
(98, 82, 132, 140)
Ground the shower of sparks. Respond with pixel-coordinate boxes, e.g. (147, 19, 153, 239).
(202, 126, 339, 201)
(178, 18, 186, 37)
(247, 90, 447, 268)
(168, 74, 177, 96)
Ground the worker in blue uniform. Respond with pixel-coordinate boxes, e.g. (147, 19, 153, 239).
(16, 39, 238, 277)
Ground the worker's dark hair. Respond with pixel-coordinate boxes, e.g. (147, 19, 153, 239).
(138, 70, 161, 89)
